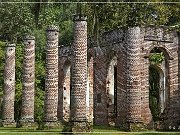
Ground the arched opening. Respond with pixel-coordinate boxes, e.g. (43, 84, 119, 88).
(86, 57, 94, 123)
(149, 47, 168, 122)
(62, 61, 71, 122)
(106, 56, 117, 125)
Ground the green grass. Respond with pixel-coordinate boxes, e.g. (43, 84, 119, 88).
(93, 126, 180, 135)
(0, 126, 179, 135)
(0, 127, 60, 135)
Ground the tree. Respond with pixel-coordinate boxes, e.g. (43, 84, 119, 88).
(85, 2, 180, 37)
(0, 0, 179, 124)
(0, 0, 35, 42)
(0, 41, 6, 119)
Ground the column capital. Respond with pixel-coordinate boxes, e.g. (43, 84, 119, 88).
(73, 14, 87, 22)
(24, 35, 35, 40)
(6, 44, 16, 47)
(46, 25, 59, 32)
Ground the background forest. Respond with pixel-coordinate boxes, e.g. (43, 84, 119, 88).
(0, 0, 179, 125)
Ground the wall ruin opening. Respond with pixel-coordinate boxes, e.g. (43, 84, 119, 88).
(107, 57, 117, 125)
(149, 47, 168, 122)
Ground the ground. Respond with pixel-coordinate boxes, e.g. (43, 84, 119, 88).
(0, 126, 179, 135)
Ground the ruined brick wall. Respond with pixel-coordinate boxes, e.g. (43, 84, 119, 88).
(93, 27, 180, 129)
(140, 28, 153, 126)
(58, 46, 71, 122)
(141, 26, 180, 129)
(91, 46, 108, 125)
(88, 29, 127, 127)
(116, 40, 128, 128)
(87, 57, 94, 124)
(58, 26, 180, 130)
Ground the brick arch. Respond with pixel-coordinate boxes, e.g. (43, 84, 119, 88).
(149, 64, 167, 114)
(87, 53, 93, 62)
(148, 46, 170, 111)
(87, 56, 94, 124)
(106, 56, 117, 126)
(106, 56, 117, 100)
(63, 60, 71, 71)
(145, 45, 174, 60)
(141, 43, 179, 128)
(106, 49, 118, 66)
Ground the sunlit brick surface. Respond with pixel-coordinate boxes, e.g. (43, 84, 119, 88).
(2, 44, 16, 125)
(44, 25, 59, 122)
(70, 15, 88, 122)
(21, 36, 35, 122)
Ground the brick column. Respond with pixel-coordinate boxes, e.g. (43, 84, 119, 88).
(2, 44, 16, 127)
(126, 27, 142, 130)
(20, 36, 36, 127)
(44, 25, 59, 127)
(69, 15, 91, 132)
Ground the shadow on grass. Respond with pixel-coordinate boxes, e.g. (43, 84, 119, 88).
(0, 127, 61, 133)
(93, 125, 126, 131)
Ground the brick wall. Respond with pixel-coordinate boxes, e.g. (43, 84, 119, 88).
(141, 26, 179, 129)
(58, 26, 180, 130)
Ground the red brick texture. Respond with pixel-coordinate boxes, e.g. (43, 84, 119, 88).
(58, 26, 180, 130)
(44, 26, 59, 123)
(2, 44, 16, 126)
(20, 36, 35, 124)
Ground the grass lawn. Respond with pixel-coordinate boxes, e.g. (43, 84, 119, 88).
(0, 126, 179, 135)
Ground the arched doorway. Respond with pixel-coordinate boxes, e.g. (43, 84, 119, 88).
(106, 56, 117, 125)
(149, 47, 168, 122)
(86, 57, 94, 124)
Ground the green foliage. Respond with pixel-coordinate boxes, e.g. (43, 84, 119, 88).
(0, 0, 179, 126)
(85, 2, 180, 36)
(0, 1, 35, 42)
(0, 41, 6, 96)
(149, 52, 165, 65)
(34, 87, 44, 124)
(149, 49, 165, 121)
(149, 66, 161, 121)
(0, 41, 6, 119)
(33, 29, 46, 124)
(14, 43, 24, 121)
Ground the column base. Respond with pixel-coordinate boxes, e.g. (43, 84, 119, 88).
(128, 122, 148, 131)
(0, 120, 16, 127)
(63, 121, 93, 133)
(43, 121, 62, 129)
(18, 119, 38, 128)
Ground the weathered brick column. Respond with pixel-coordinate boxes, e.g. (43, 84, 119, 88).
(20, 36, 36, 127)
(69, 15, 91, 132)
(44, 25, 59, 127)
(2, 44, 16, 127)
(126, 27, 142, 130)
